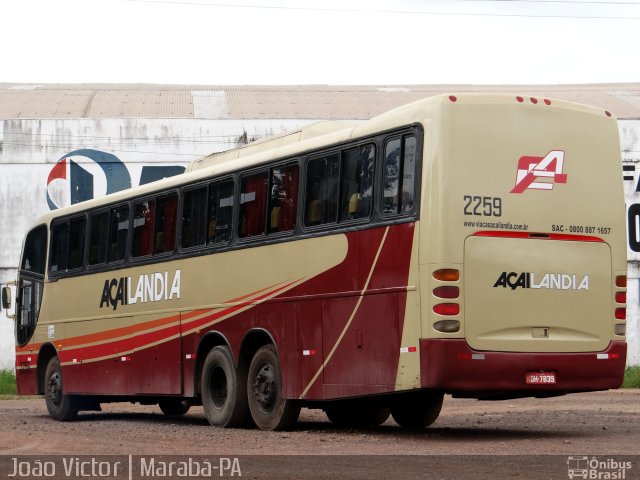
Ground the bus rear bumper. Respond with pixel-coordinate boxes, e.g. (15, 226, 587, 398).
(420, 339, 626, 394)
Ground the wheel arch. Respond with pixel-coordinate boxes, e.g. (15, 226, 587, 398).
(193, 331, 232, 397)
(37, 343, 58, 395)
(238, 328, 278, 377)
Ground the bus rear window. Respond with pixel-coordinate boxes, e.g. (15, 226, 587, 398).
(21, 225, 47, 275)
(383, 135, 417, 215)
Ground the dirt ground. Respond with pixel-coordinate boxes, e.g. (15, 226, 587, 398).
(0, 390, 639, 479)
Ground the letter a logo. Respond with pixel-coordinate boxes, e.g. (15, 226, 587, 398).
(511, 150, 567, 194)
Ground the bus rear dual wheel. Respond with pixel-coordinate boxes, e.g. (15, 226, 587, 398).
(201, 344, 299, 431)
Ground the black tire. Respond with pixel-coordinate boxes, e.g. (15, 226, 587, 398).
(324, 403, 390, 427)
(247, 344, 300, 431)
(44, 357, 79, 421)
(201, 346, 249, 428)
(390, 392, 444, 429)
(158, 399, 190, 416)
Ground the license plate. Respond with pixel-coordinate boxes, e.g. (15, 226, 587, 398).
(525, 371, 557, 384)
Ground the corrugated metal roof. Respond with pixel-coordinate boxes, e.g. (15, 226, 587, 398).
(0, 83, 639, 120)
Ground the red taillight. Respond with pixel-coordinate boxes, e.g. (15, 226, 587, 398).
(616, 276, 627, 288)
(433, 286, 459, 299)
(449, 95, 457, 102)
(616, 292, 626, 304)
(433, 303, 460, 316)
(615, 308, 626, 320)
(544, 99, 551, 105)
(530, 97, 538, 104)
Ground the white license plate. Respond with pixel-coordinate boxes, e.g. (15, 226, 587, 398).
(525, 371, 557, 384)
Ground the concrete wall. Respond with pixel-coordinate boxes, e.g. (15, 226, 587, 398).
(621, 119, 640, 364)
(1, 117, 639, 370)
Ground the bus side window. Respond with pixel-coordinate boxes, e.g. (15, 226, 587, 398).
(268, 163, 299, 234)
(50, 223, 69, 273)
(132, 200, 155, 258)
(304, 154, 339, 227)
(68, 217, 86, 270)
(89, 212, 109, 265)
(239, 173, 268, 239)
(154, 194, 178, 254)
(340, 144, 375, 222)
(182, 187, 207, 249)
(108, 205, 129, 263)
(383, 135, 417, 215)
(208, 180, 234, 244)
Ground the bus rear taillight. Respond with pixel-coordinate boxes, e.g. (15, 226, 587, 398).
(616, 275, 627, 288)
(433, 286, 459, 299)
(615, 308, 626, 320)
(433, 303, 460, 316)
(433, 269, 459, 281)
(615, 292, 626, 304)
(433, 320, 460, 333)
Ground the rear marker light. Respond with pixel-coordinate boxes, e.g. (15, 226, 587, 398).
(400, 346, 417, 353)
(433, 303, 460, 316)
(449, 95, 457, 102)
(605, 111, 612, 117)
(616, 292, 626, 304)
(616, 276, 627, 288)
(303, 349, 317, 356)
(615, 324, 626, 336)
(615, 308, 626, 320)
(530, 97, 538, 104)
(433, 286, 460, 299)
(597, 353, 620, 360)
(433, 269, 460, 281)
(433, 320, 460, 333)
(544, 99, 551, 105)
(516, 96, 524, 103)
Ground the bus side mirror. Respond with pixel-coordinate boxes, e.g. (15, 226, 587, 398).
(1, 286, 11, 309)
(2, 286, 15, 319)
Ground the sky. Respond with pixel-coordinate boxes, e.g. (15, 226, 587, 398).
(2, 0, 639, 85)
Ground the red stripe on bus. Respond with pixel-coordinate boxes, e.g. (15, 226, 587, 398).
(472, 231, 604, 242)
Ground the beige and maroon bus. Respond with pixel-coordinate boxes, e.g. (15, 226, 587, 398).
(2, 94, 627, 430)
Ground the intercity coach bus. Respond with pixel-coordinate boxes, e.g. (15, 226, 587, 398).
(2, 94, 627, 431)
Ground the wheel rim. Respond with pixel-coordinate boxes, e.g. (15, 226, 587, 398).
(47, 372, 62, 406)
(253, 363, 276, 412)
(210, 366, 228, 409)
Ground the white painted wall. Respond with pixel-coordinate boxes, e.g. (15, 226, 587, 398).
(621, 119, 640, 364)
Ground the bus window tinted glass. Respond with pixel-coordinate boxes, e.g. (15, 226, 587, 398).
(89, 212, 109, 265)
(383, 138, 402, 214)
(50, 223, 69, 273)
(401, 136, 417, 213)
(269, 164, 299, 234)
(305, 154, 339, 226)
(21, 225, 47, 274)
(68, 217, 86, 270)
(239, 173, 267, 238)
(108, 205, 129, 262)
(383, 135, 417, 215)
(340, 145, 375, 222)
(208, 180, 234, 244)
(132, 200, 155, 258)
(182, 187, 207, 249)
(155, 194, 178, 254)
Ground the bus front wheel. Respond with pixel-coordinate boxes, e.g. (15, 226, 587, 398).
(44, 357, 79, 421)
(247, 345, 300, 431)
(390, 392, 444, 429)
(201, 346, 249, 428)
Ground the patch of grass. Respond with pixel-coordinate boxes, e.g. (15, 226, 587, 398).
(623, 366, 640, 388)
(0, 370, 17, 395)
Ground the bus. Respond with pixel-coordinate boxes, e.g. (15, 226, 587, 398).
(2, 94, 627, 431)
